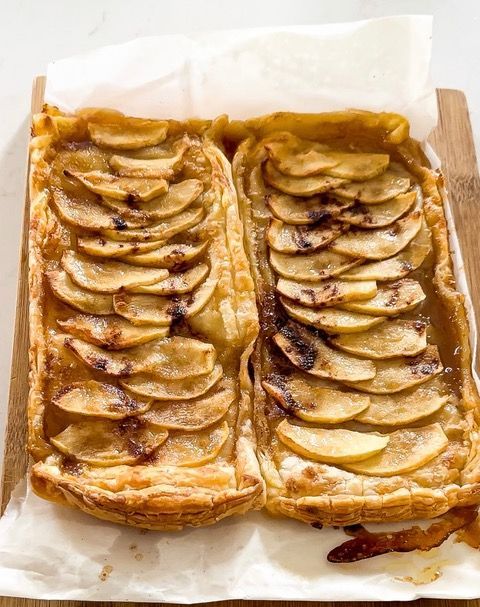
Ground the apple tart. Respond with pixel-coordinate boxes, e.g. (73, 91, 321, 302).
(28, 106, 263, 529)
(231, 111, 480, 525)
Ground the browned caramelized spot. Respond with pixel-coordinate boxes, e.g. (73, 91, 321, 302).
(112, 216, 128, 230)
(407, 351, 440, 376)
(413, 320, 426, 334)
(167, 296, 188, 324)
(264, 373, 299, 412)
(307, 210, 333, 222)
(60, 456, 84, 476)
(386, 283, 401, 307)
(292, 226, 313, 250)
(326, 507, 477, 562)
(278, 324, 316, 370)
(401, 260, 414, 272)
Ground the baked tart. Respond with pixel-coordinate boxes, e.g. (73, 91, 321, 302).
(28, 107, 264, 529)
(230, 111, 480, 526)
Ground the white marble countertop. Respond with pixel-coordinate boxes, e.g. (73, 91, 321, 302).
(0, 0, 478, 464)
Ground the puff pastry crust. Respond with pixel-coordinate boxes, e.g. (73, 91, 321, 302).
(28, 107, 264, 530)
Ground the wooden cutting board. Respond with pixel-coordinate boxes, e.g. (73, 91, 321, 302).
(0, 81, 479, 607)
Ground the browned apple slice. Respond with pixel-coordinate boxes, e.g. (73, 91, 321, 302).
(340, 278, 425, 316)
(154, 422, 229, 466)
(281, 297, 385, 333)
(343, 424, 448, 476)
(333, 166, 411, 204)
(88, 118, 169, 150)
(267, 191, 353, 225)
(51, 418, 168, 466)
(123, 242, 208, 269)
(340, 192, 416, 228)
(267, 218, 345, 254)
(270, 249, 361, 281)
(61, 251, 169, 293)
(331, 211, 422, 260)
(331, 319, 427, 359)
(58, 314, 169, 349)
(77, 236, 161, 258)
(273, 322, 376, 381)
(64, 335, 216, 379)
(276, 277, 377, 308)
(262, 373, 369, 422)
(265, 133, 337, 176)
(102, 207, 204, 242)
(276, 420, 389, 463)
(47, 269, 115, 315)
(321, 152, 390, 180)
(66, 170, 169, 201)
(264, 161, 348, 196)
(114, 278, 218, 326)
(141, 379, 234, 430)
(128, 264, 209, 295)
(121, 363, 223, 400)
(109, 137, 189, 178)
(344, 345, 443, 394)
(355, 381, 449, 426)
(52, 380, 151, 419)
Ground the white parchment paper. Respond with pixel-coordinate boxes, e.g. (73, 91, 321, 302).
(1, 15, 480, 601)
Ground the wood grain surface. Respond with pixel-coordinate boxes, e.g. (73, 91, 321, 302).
(0, 84, 478, 607)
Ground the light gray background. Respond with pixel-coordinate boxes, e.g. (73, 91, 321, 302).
(0, 0, 478, 464)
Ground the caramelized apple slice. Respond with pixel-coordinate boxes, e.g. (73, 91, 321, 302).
(264, 161, 348, 196)
(343, 424, 448, 476)
(273, 322, 376, 381)
(100, 179, 204, 221)
(267, 192, 353, 225)
(333, 167, 411, 203)
(154, 421, 229, 466)
(51, 418, 168, 466)
(263, 373, 369, 423)
(270, 249, 361, 281)
(128, 264, 209, 295)
(52, 380, 151, 419)
(47, 269, 114, 315)
(121, 363, 223, 400)
(321, 152, 390, 180)
(267, 218, 345, 254)
(331, 320, 427, 359)
(52, 189, 149, 231)
(277, 277, 377, 308)
(58, 314, 169, 349)
(265, 133, 337, 176)
(109, 137, 189, 178)
(77, 236, 160, 258)
(340, 192, 416, 228)
(141, 379, 234, 430)
(341, 221, 432, 281)
(341, 278, 425, 316)
(102, 207, 204, 242)
(88, 119, 169, 150)
(331, 211, 422, 260)
(355, 382, 449, 425)
(276, 420, 388, 464)
(281, 297, 385, 333)
(65, 335, 216, 379)
(114, 278, 217, 326)
(66, 170, 168, 201)
(344, 345, 443, 394)
(61, 251, 169, 293)
(123, 242, 208, 269)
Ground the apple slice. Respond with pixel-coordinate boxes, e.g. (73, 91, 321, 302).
(154, 421, 229, 466)
(273, 321, 376, 381)
(58, 314, 169, 349)
(267, 218, 345, 254)
(340, 192, 416, 228)
(141, 379, 234, 430)
(267, 191, 353, 225)
(114, 278, 217, 326)
(47, 269, 114, 315)
(277, 277, 377, 308)
(127, 264, 209, 295)
(343, 424, 448, 476)
(52, 380, 151, 419)
(88, 118, 169, 150)
(264, 161, 348, 196)
(270, 249, 361, 281)
(61, 251, 169, 293)
(262, 373, 369, 422)
(123, 242, 208, 269)
(333, 166, 411, 204)
(276, 419, 389, 463)
(66, 170, 168, 202)
(340, 278, 425, 316)
(121, 362, 223, 400)
(344, 345, 443, 394)
(331, 319, 427, 359)
(331, 211, 422, 260)
(281, 297, 385, 333)
(321, 152, 390, 180)
(77, 236, 161, 258)
(264, 133, 337, 176)
(51, 418, 168, 466)
(109, 137, 189, 178)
